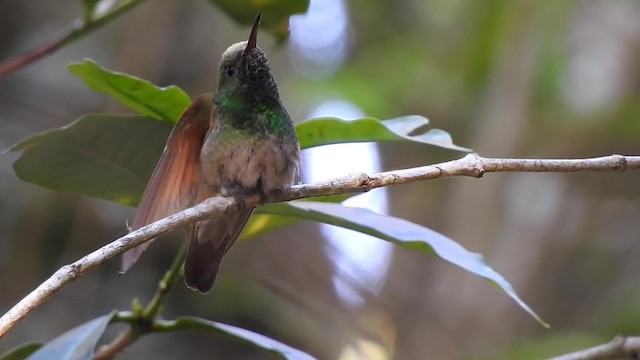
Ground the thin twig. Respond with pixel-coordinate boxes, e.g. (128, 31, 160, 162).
(0, 0, 148, 76)
(141, 243, 187, 319)
(0, 153, 639, 337)
(548, 335, 640, 360)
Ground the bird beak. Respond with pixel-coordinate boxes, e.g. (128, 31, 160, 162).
(243, 13, 261, 57)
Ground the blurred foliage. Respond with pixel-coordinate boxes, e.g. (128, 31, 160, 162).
(482, 332, 607, 360)
(210, 0, 309, 41)
(0, 343, 41, 360)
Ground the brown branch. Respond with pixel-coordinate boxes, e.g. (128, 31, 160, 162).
(0, 153, 638, 337)
(548, 335, 640, 360)
(0, 34, 69, 76)
(93, 329, 136, 360)
(0, 0, 147, 76)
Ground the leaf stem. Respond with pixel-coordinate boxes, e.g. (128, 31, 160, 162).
(93, 243, 187, 359)
(142, 243, 187, 319)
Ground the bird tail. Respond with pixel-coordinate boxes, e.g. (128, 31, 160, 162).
(184, 207, 254, 293)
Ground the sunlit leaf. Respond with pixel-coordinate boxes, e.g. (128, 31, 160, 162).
(208, 0, 309, 41)
(68, 59, 191, 123)
(240, 194, 354, 241)
(7, 115, 171, 206)
(26, 312, 115, 360)
(165, 316, 316, 360)
(296, 116, 471, 152)
(260, 201, 548, 327)
(0, 343, 42, 360)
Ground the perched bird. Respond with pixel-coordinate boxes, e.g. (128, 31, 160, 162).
(122, 14, 301, 293)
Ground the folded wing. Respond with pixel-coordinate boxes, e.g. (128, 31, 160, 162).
(122, 94, 213, 272)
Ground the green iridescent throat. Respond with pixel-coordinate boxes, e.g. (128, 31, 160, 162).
(214, 92, 293, 135)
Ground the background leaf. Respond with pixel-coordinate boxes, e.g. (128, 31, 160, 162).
(8, 115, 171, 206)
(25, 312, 115, 360)
(239, 194, 354, 241)
(207, 0, 309, 41)
(259, 201, 548, 327)
(165, 317, 316, 360)
(296, 116, 471, 152)
(67, 59, 191, 123)
(0, 343, 42, 360)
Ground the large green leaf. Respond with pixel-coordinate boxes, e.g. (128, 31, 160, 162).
(8, 115, 171, 206)
(260, 201, 548, 327)
(67, 59, 191, 123)
(239, 194, 354, 241)
(296, 116, 471, 152)
(162, 317, 316, 360)
(208, 0, 309, 41)
(26, 312, 115, 360)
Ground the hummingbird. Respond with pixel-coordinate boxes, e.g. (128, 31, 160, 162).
(121, 14, 301, 293)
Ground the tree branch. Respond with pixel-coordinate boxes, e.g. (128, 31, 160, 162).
(548, 335, 640, 360)
(0, 0, 147, 76)
(0, 153, 639, 337)
(92, 328, 136, 360)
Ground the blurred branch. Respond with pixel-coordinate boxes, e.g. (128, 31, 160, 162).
(93, 243, 187, 360)
(548, 335, 640, 360)
(92, 325, 135, 360)
(0, 0, 147, 76)
(0, 153, 639, 337)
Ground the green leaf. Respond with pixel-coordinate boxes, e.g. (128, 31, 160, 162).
(239, 194, 354, 241)
(296, 116, 471, 152)
(7, 115, 171, 206)
(26, 312, 115, 360)
(67, 59, 191, 122)
(261, 201, 548, 327)
(208, 0, 309, 41)
(0, 343, 42, 360)
(81, 0, 99, 21)
(164, 316, 316, 360)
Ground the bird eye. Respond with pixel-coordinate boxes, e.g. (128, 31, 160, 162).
(225, 66, 235, 77)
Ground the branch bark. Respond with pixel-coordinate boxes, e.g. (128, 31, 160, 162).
(0, 153, 639, 337)
(548, 335, 640, 360)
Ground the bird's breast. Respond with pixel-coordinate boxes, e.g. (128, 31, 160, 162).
(199, 131, 300, 196)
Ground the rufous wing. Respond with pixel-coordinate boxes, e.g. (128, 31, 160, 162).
(121, 94, 214, 273)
